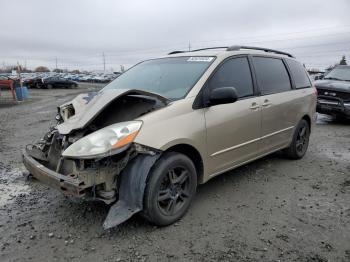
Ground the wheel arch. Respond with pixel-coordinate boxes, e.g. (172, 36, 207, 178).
(301, 114, 311, 131)
(165, 143, 204, 184)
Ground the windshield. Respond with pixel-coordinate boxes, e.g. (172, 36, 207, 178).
(324, 66, 350, 81)
(103, 57, 215, 100)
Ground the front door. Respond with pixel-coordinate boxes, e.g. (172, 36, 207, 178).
(204, 56, 262, 176)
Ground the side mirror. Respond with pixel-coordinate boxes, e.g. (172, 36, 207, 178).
(208, 87, 238, 106)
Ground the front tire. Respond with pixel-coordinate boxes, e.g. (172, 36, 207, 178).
(284, 119, 310, 159)
(142, 152, 197, 226)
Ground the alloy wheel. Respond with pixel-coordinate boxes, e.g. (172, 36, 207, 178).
(157, 167, 190, 216)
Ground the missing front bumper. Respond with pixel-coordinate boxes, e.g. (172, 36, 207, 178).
(22, 150, 86, 198)
(23, 144, 162, 229)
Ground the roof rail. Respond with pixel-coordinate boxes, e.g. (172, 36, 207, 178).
(227, 45, 294, 58)
(168, 47, 227, 55)
(168, 51, 185, 55)
(168, 45, 294, 58)
(190, 46, 228, 52)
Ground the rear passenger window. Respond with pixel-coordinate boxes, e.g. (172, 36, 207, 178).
(208, 57, 254, 98)
(253, 57, 292, 95)
(286, 59, 311, 89)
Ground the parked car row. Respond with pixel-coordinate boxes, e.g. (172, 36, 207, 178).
(11, 71, 122, 89)
(56, 73, 121, 83)
(23, 76, 78, 89)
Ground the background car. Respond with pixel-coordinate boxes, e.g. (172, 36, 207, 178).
(42, 76, 78, 89)
(315, 65, 350, 119)
(23, 77, 43, 88)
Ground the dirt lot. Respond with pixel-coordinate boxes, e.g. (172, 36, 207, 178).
(0, 83, 349, 262)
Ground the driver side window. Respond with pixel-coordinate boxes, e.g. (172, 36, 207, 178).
(208, 57, 254, 98)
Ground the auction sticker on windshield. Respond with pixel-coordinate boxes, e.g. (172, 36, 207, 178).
(187, 57, 214, 62)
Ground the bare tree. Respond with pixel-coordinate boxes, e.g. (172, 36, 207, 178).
(35, 66, 50, 72)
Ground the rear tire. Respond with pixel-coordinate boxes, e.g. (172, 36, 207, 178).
(141, 152, 197, 226)
(283, 119, 310, 159)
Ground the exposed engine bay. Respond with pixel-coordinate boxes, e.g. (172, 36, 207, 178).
(23, 89, 168, 228)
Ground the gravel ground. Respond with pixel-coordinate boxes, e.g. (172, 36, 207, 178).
(0, 84, 349, 262)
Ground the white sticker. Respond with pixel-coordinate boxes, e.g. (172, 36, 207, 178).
(187, 57, 214, 62)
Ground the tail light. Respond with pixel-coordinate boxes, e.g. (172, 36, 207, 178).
(312, 86, 318, 96)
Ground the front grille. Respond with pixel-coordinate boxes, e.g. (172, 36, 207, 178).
(317, 88, 350, 101)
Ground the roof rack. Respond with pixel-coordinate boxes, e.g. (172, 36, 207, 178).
(190, 46, 228, 52)
(226, 45, 294, 58)
(168, 47, 227, 55)
(168, 51, 185, 55)
(168, 45, 294, 58)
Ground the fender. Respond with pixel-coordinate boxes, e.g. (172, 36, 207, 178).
(103, 153, 160, 229)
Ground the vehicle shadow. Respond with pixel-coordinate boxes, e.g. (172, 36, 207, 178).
(194, 151, 284, 198)
(51, 151, 286, 233)
(117, 151, 284, 230)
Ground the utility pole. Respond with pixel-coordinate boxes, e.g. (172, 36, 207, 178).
(188, 41, 191, 52)
(103, 52, 106, 72)
(55, 57, 58, 69)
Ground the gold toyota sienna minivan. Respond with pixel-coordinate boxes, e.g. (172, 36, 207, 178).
(23, 46, 317, 229)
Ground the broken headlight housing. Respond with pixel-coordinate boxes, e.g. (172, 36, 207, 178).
(62, 121, 142, 159)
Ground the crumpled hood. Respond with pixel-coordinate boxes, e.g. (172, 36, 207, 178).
(314, 80, 350, 92)
(57, 88, 169, 135)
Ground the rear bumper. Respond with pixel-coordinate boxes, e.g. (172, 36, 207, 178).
(22, 150, 86, 198)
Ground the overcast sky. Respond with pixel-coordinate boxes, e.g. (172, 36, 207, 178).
(1, 0, 350, 71)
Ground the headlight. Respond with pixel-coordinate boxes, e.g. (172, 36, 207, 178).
(62, 121, 142, 159)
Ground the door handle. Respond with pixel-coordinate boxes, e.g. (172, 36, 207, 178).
(250, 102, 260, 110)
(262, 99, 272, 107)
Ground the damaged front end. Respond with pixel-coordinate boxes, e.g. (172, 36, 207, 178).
(23, 89, 167, 228)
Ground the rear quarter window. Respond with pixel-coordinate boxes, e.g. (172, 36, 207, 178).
(253, 57, 292, 95)
(286, 59, 312, 89)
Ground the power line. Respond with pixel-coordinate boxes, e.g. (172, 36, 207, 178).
(4, 33, 350, 70)
(7, 27, 350, 65)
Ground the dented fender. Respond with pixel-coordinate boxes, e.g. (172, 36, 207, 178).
(103, 153, 160, 229)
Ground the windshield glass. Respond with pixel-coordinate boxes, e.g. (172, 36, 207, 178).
(324, 66, 350, 81)
(103, 57, 215, 100)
